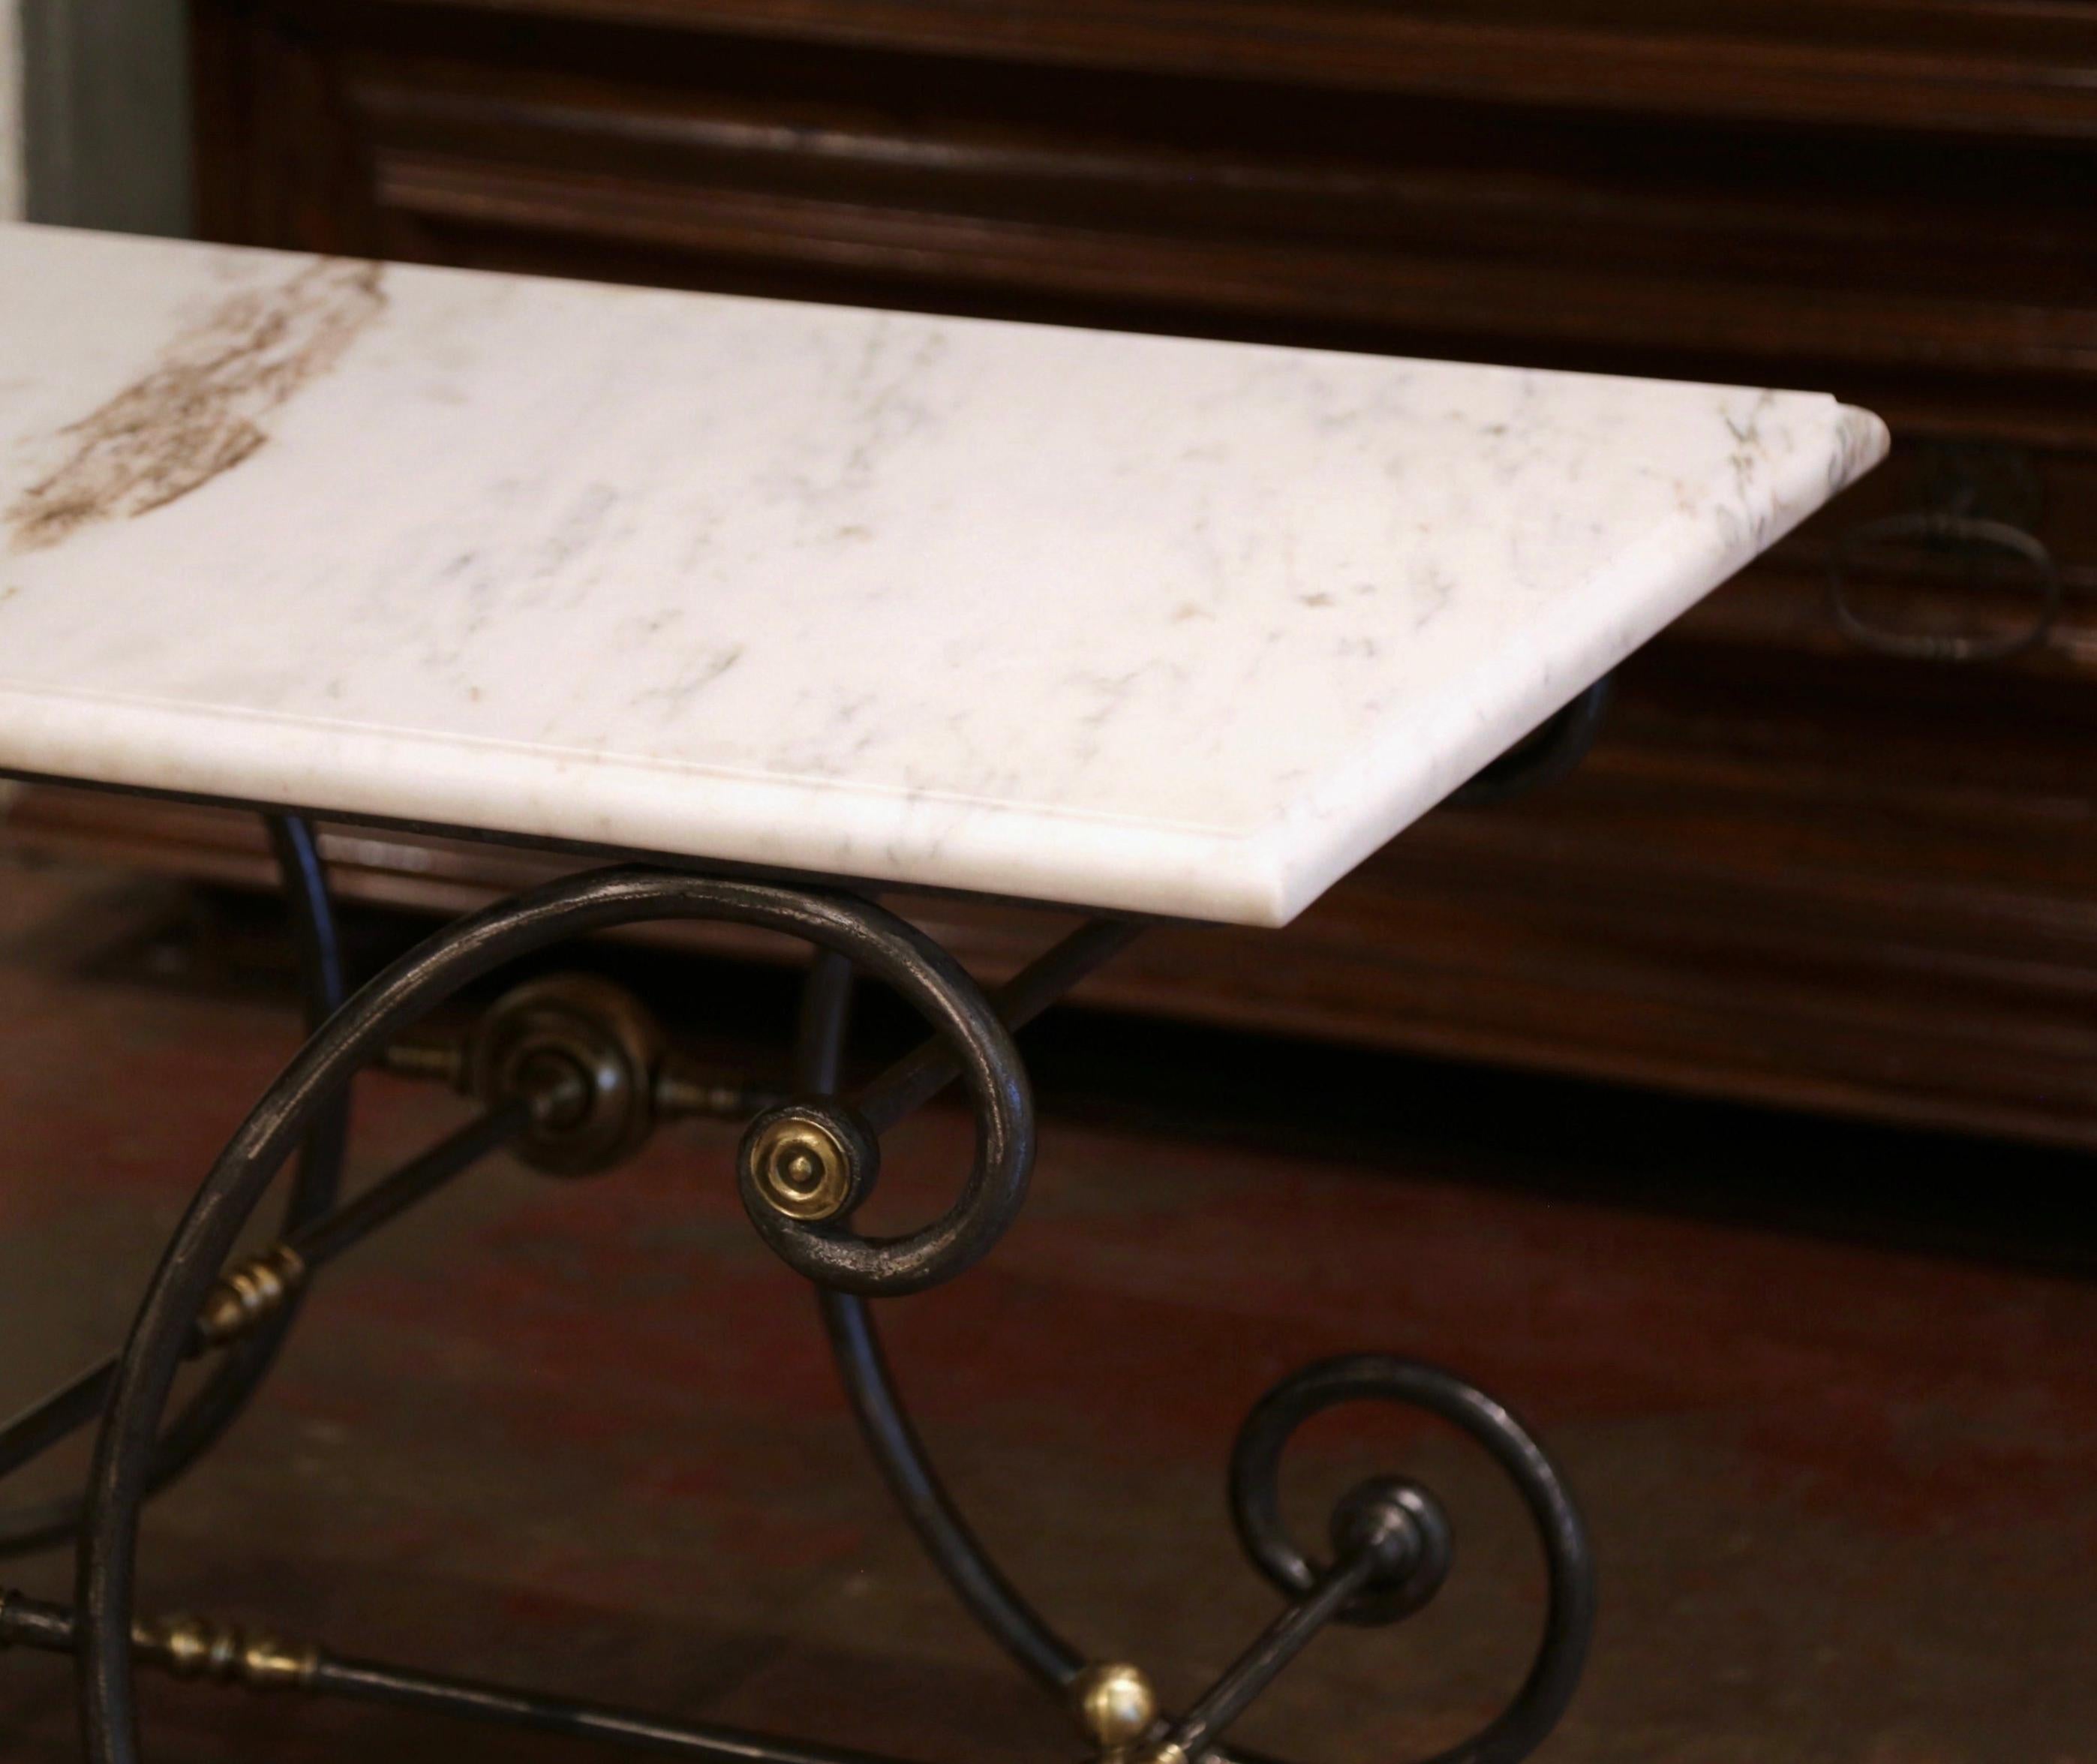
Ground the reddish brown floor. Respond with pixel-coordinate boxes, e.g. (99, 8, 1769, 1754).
(0, 857, 2092, 1762)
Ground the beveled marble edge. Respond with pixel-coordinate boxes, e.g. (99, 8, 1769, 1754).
(0, 683, 1296, 921)
(1254, 399, 1887, 920)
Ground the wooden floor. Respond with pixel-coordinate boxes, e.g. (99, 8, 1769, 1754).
(0, 856, 2091, 1762)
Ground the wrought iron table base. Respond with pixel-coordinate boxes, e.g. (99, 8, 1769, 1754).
(2, 688, 1609, 1764)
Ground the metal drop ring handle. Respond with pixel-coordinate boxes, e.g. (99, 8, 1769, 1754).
(1228, 1354, 1597, 1764)
(1828, 510, 2059, 664)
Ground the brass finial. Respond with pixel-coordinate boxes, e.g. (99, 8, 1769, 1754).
(1072, 1660, 1160, 1752)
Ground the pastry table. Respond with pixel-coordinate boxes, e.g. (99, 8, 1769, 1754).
(0, 222, 1885, 1764)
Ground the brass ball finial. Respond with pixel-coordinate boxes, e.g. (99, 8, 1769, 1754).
(1071, 1660, 1159, 1751)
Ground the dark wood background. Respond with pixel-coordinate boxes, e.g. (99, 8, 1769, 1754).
(8, 0, 2092, 1149)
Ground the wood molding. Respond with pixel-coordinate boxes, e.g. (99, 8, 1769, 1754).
(374, 0, 2097, 139)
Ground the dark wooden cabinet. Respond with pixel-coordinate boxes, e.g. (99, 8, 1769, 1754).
(9, 0, 2092, 1148)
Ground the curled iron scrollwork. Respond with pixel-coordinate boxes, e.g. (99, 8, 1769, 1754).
(1, 843, 1597, 1764)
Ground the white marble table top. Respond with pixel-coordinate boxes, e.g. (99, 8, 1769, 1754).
(0, 224, 1884, 924)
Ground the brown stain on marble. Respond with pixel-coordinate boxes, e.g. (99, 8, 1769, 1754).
(5, 258, 386, 551)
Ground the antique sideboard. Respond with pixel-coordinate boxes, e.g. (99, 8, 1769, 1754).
(6, 0, 2091, 1149)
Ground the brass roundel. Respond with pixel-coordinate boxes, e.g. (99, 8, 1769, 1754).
(741, 1101, 876, 1223)
(464, 973, 664, 1177)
